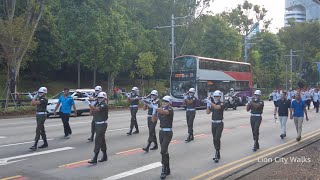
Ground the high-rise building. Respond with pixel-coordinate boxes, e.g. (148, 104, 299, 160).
(285, 0, 320, 26)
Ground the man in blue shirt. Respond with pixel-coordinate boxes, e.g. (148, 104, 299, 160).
(53, 88, 77, 139)
(290, 92, 309, 142)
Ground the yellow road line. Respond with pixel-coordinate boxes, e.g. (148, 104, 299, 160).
(190, 128, 320, 180)
(205, 130, 320, 180)
(59, 159, 90, 168)
(0, 175, 23, 180)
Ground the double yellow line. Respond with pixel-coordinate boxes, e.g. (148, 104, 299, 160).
(191, 129, 320, 180)
(0, 175, 23, 180)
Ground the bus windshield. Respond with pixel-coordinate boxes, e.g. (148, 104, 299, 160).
(173, 56, 197, 71)
(171, 80, 196, 98)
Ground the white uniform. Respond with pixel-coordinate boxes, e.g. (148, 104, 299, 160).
(272, 92, 278, 101)
(301, 91, 307, 101)
(287, 91, 292, 100)
(313, 92, 319, 102)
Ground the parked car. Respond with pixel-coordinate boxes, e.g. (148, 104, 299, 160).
(46, 89, 95, 117)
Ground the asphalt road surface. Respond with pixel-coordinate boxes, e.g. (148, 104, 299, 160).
(0, 101, 319, 180)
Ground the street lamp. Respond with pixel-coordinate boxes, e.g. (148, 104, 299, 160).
(284, 49, 303, 90)
(154, 3, 189, 95)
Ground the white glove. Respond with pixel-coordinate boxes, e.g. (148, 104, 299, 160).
(27, 92, 33, 99)
(247, 96, 252, 103)
(33, 93, 38, 100)
(204, 98, 211, 107)
(183, 95, 188, 100)
(84, 99, 91, 106)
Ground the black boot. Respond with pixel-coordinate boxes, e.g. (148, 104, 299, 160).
(150, 142, 158, 150)
(217, 150, 221, 159)
(213, 150, 219, 163)
(190, 134, 194, 141)
(252, 141, 257, 152)
(127, 129, 132, 136)
(255, 140, 260, 150)
(185, 134, 191, 142)
(98, 150, 108, 162)
(88, 133, 94, 142)
(29, 141, 38, 151)
(160, 164, 167, 179)
(133, 129, 139, 134)
(88, 152, 99, 164)
(166, 162, 171, 175)
(38, 140, 48, 149)
(142, 141, 151, 152)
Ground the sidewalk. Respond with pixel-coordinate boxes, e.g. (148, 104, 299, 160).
(240, 139, 320, 179)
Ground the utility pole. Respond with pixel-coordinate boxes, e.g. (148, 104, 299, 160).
(155, 3, 188, 94)
(284, 49, 302, 89)
(244, 22, 259, 63)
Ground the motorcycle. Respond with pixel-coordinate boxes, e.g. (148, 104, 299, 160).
(224, 94, 238, 110)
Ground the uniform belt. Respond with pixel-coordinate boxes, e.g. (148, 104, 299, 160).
(211, 120, 222, 123)
(130, 105, 138, 108)
(251, 114, 261, 117)
(36, 112, 47, 115)
(186, 108, 196, 111)
(160, 128, 172, 131)
(95, 121, 107, 125)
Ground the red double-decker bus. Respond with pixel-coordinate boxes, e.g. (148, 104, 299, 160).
(170, 55, 253, 108)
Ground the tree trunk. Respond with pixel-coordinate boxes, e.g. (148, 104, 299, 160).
(107, 73, 115, 101)
(5, 65, 18, 110)
(77, 60, 81, 88)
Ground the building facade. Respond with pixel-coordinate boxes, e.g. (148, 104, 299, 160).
(285, 0, 320, 26)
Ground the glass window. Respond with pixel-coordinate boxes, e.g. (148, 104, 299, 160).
(199, 59, 251, 72)
(171, 80, 196, 98)
(173, 56, 197, 72)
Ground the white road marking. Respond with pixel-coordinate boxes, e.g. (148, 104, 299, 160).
(0, 147, 74, 166)
(102, 162, 162, 180)
(0, 136, 6, 139)
(0, 138, 54, 148)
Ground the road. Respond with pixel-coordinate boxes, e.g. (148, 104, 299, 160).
(0, 101, 319, 180)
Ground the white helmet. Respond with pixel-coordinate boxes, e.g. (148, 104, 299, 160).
(95, 86, 102, 91)
(230, 88, 234, 91)
(254, 90, 262, 96)
(97, 91, 107, 98)
(131, 87, 139, 93)
(38, 87, 47, 94)
(188, 88, 196, 93)
(162, 95, 172, 104)
(213, 90, 221, 97)
(150, 90, 158, 96)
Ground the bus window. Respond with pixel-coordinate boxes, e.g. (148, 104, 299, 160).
(174, 56, 196, 71)
(171, 80, 195, 98)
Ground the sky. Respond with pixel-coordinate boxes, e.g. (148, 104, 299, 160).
(209, 0, 285, 33)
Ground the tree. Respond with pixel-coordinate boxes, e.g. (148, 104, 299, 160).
(278, 21, 320, 85)
(200, 16, 242, 60)
(0, 0, 46, 109)
(131, 52, 157, 95)
(219, 0, 271, 35)
(249, 32, 283, 88)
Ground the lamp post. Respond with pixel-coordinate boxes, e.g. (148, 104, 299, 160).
(284, 49, 303, 90)
(154, 1, 189, 94)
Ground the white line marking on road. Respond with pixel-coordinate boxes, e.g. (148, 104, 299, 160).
(0, 138, 54, 148)
(0, 136, 6, 139)
(0, 147, 74, 166)
(102, 162, 162, 180)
